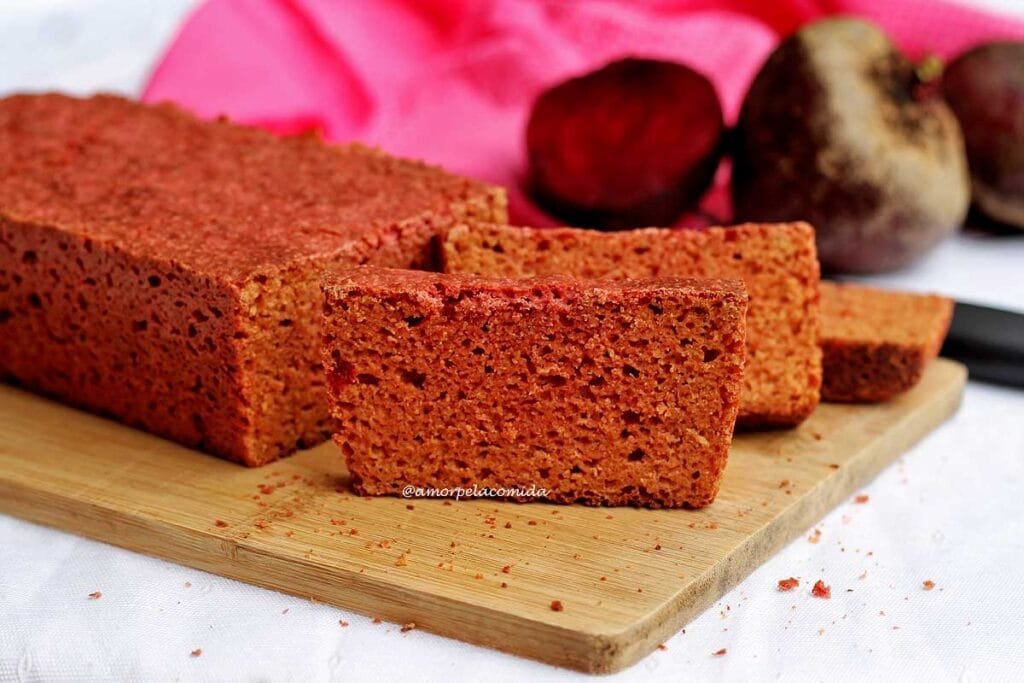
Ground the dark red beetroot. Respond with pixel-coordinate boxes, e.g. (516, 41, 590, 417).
(526, 57, 724, 229)
(732, 18, 969, 273)
(943, 42, 1024, 230)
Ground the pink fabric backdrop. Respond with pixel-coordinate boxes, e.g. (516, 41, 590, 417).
(143, 0, 1024, 225)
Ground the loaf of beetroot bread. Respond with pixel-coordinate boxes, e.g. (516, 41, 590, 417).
(321, 267, 748, 508)
(0, 94, 506, 466)
(820, 281, 954, 402)
(441, 222, 821, 428)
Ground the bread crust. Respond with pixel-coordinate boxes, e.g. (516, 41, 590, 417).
(322, 268, 748, 508)
(819, 281, 953, 403)
(441, 222, 821, 428)
(0, 94, 506, 465)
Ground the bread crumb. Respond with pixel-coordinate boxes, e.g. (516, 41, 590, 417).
(501, 565, 512, 574)
(854, 494, 869, 504)
(923, 580, 936, 591)
(777, 577, 800, 592)
(339, 620, 349, 627)
(811, 580, 831, 599)
(396, 554, 408, 567)
(658, 644, 668, 651)
(401, 622, 416, 633)
(808, 528, 822, 544)
(88, 591, 102, 600)
(190, 649, 202, 658)
(550, 600, 564, 612)
(214, 519, 229, 528)
(712, 648, 727, 657)
(372, 617, 382, 624)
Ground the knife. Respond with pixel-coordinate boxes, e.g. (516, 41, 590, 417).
(941, 301, 1024, 389)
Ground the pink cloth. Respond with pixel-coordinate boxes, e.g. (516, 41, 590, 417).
(144, 0, 1024, 225)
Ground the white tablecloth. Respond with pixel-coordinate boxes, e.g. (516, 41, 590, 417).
(2, 2, 1023, 680)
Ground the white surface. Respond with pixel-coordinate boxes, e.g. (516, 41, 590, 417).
(1, 2, 1024, 681)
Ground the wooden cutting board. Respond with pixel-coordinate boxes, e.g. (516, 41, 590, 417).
(0, 359, 965, 673)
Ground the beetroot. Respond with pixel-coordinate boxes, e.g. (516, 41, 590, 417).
(732, 18, 969, 273)
(943, 42, 1024, 230)
(525, 57, 724, 229)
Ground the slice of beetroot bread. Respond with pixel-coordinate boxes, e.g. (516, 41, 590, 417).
(820, 281, 954, 402)
(0, 93, 506, 466)
(321, 267, 748, 508)
(441, 222, 821, 428)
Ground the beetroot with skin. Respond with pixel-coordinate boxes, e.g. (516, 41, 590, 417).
(526, 57, 724, 230)
(943, 42, 1024, 230)
(732, 18, 970, 273)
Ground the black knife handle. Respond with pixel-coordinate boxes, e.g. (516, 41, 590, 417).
(941, 301, 1024, 389)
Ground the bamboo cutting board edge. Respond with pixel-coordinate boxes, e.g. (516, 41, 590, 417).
(612, 364, 966, 669)
(0, 359, 967, 673)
